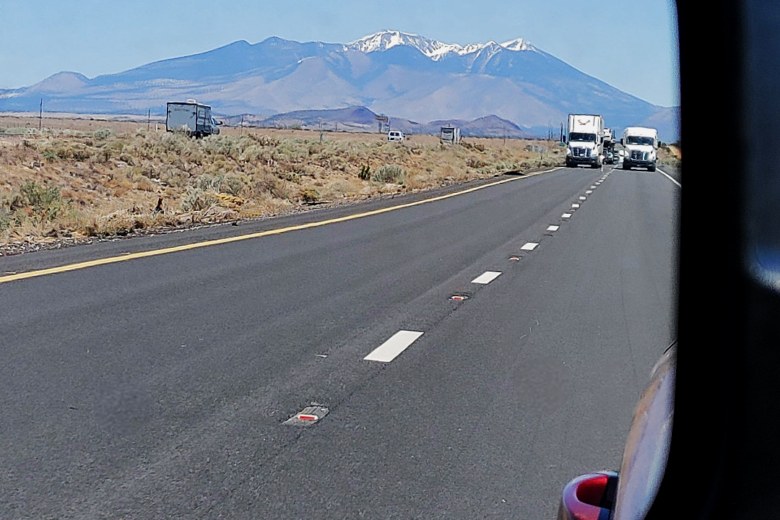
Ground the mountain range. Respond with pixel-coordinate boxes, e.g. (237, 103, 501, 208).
(220, 106, 537, 139)
(0, 30, 678, 141)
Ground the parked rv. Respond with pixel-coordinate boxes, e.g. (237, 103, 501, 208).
(166, 100, 220, 137)
(440, 126, 461, 144)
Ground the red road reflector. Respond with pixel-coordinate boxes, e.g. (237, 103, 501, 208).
(509, 257, 521, 261)
(284, 405, 329, 427)
(450, 295, 469, 301)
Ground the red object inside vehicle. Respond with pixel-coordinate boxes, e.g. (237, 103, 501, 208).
(576, 474, 608, 506)
(559, 472, 615, 520)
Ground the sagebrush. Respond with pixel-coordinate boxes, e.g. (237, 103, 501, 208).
(0, 128, 563, 245)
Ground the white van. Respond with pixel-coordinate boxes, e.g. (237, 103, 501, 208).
(387, 130, 405, 142)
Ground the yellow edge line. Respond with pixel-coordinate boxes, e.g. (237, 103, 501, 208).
(0, 168, 560, 285)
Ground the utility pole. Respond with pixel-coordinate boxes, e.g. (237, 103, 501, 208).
(39, 98, 43, 131)
(240, 115, 244, 136)
(147, 109, 151, 131)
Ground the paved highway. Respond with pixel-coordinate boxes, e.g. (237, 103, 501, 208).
(0, 164, 678, 519)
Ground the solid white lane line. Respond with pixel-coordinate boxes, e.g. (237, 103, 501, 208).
(471, 271, 502, 284)
(521, 242, 539, 251)
(547, 225, 560, 231)
(364, 331, 424, 362)
(562, 213, 572, 219)
(657, 168, 682, 188)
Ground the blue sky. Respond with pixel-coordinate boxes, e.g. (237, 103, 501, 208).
(0, 0, 679, 107)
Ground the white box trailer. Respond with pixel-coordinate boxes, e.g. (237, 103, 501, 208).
(566, 114, 605, 168)
(440, 126, 461, 144)
(166, 100, 220, 137)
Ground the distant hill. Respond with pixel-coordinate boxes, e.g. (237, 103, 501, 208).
(220, 107, 536, 138)
(0, 30, 678, 141)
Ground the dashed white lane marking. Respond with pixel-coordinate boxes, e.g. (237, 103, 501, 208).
(562, 213, 572, 219)
(547, 225, 560, 231)
(364, 330, 424, 362)
(471, 271, 502, 284)
(572, 203, 580, 208)
(521, 242, 539, 251)
(579, 196, 587, 200)
(657, 168, 682, 188)
(590, 186, 597, 189)
(586, 190, 593, 194)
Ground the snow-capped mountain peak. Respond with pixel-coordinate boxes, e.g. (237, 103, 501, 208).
(346, 30, 537, 60)
(346, 30, 446, 56)
(500, 38, 535, 52)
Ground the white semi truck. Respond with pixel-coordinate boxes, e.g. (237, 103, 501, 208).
(621, 127, 658, 171)
(566, 114, 605, 168)
(166, 100, 220, 137)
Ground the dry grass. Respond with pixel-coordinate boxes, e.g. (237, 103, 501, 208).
(0, 117, 563, 246)
(657, 143, 681, 169)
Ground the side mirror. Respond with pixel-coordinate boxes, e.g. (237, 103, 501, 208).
(620, 138, 624, 145)
(562, 136, 567, 144)
(558, 471, 618, 520)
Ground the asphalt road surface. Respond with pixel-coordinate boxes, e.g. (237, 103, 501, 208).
(0, 164, 679, 519)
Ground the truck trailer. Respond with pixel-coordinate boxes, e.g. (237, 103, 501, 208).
(166, 100, 220, 137)
(621, 127, 658, 171)
(566, 114, 605, 168)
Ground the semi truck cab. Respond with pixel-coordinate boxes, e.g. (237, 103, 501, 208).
(566, 114, 605, 168)
(621, 127, 658, 171)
